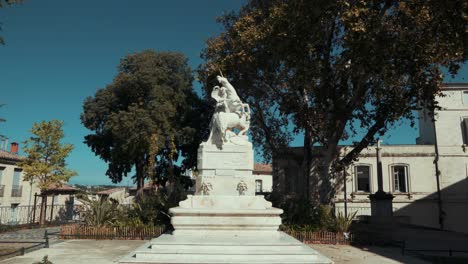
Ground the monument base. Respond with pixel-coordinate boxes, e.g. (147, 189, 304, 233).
(120, 195, 332, 263)
(120, 230, 332, 264)
(369, 191, 394, 217)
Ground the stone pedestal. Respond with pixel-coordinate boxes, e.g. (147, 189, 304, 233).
(369, 191, 394, 217)
(120, 143, 332, 264)
(196, 143, 255, 196)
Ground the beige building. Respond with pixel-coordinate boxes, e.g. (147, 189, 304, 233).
(253, 163, 273, 194)
(0, 142, 77, 224)
(276, 83, 468, 234)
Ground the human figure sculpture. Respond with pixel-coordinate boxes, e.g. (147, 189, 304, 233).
(216, 75, 242, 114)
(207, 75, 250, 147)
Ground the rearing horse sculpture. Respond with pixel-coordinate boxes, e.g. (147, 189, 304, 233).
(207, 76, 251, 148)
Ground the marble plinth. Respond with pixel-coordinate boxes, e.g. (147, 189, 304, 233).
(170, 195, 282, 232)
(120, 142, 333, 264)
(196, 143, 255, 196)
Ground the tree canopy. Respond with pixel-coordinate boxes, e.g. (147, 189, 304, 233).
(19, 119, 76, 191)
(81, 50, 208, 190)
(199, 0, 466, 203)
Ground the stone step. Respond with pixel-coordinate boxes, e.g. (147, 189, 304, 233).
(149, 244, 310, 254)
(125, 251, 327, 264)
(120, 232, 332, 264)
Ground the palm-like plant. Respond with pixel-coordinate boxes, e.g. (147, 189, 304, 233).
(334, 210, 358, 233)
(78, 195, 122, 227)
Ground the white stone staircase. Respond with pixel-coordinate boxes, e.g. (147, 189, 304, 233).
(120, 231, 332, 263)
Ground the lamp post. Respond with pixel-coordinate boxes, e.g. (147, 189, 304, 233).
(369, 139, 394, 218)
(376, 139, 384, 194)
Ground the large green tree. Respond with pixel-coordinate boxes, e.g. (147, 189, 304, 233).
(19, 120, 77, 225)
(81, 50, 208, 191)
(200, 0, 466, 203)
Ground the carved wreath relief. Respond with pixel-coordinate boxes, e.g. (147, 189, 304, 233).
(237, 180, 248, 196)
(200, 182, 213, 196)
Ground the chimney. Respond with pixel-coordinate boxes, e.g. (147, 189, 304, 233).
(10, 142, 18, 154)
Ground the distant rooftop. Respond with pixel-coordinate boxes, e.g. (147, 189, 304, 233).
(441, 83, 468, 90)
(129, 182, 158, 191)
(44, 183, 79, 194)
(97, 187, 125, 196)
(254, 163, 272, 175)
(0, 150, 23, 163)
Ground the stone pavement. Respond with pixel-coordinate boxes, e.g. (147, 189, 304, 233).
(0, 239, 435, 264)
(313, 244, 430, 264)
(0, 240, 146, 264)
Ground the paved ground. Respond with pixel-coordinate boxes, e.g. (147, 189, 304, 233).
(1, 239, 433, 264)
(312, 244, 430, 264)
(0, 240, 145, 264)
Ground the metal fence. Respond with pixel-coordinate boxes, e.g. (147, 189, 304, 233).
(284, 230, 353, 245)
(60, 224, 165, 240)
(0, 204, 81, 225)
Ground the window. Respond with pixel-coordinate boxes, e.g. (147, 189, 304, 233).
(463, 92, 468, 105)
(0, 166, 4, 184)
(392, 165, 409, 192)
(13, 168, 21, 187)
(255, 180, 263, 193)
(53, 195, 59, 204)
(462, 118, 468, 144)
(355, 165, 371, 192)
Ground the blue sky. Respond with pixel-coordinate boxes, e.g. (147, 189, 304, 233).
(0, 1, 466, 186)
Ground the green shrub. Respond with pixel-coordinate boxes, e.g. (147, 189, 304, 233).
(118, 182, 188, 229)
(77, 195, 124, 227)
(33, 255, 53, 264)
(273, 193, 335, 231)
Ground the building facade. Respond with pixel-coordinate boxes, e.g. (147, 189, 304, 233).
(253, 163, 273, 194)
(0, 142, 77, 224)
(275, 83, 468, 234)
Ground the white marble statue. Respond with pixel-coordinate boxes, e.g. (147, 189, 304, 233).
(207, 75, 251, 147)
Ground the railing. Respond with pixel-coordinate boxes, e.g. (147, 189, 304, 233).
(0, 185, 4, 197)
(10, 185, 22, 197)
(283, 230, 354, 244)
(0, 204, 81, 225)
(60, 224, 165, 240)
(394, 240, 468, 260)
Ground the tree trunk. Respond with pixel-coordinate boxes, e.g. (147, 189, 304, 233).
(318, 147, 336, 205)
(303, 128, 313, 200)
(135, 158, 146, 196)
(39, 193, 47, 226)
